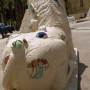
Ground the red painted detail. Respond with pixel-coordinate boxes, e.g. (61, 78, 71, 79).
(23, 38, 28, 44)
(4, 55, 10, 65)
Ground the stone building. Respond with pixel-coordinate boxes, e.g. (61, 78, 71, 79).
(65, 0, 90, 18)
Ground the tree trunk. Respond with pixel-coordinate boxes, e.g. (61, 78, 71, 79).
(0, 12, 1, 22)
(14, 0, 27, 30)
(14, 0, 21, 30)
(1, 0, 7, 25)
(8, 1, 13, 26)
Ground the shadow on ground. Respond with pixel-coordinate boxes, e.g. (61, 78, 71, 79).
(0, 34, 10, 39)
(78, 63, 88, 90)
(4, 34, 10, 38)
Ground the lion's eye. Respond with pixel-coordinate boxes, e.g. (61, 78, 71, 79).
(36, 32, 47, 38)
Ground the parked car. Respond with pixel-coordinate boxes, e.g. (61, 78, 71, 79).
(0, 23, 13, 38)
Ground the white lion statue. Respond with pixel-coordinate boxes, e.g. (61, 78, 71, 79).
(1, 0, 77, 90)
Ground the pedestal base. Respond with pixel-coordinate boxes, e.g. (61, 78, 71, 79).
(65, 48, 79, 90)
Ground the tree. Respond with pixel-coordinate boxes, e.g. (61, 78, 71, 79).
(0, 0, 27, 30)
(0, 0, 7, 24)
(14, 0, 27, 30)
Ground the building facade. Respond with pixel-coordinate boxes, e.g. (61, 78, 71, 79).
(65, 0, 90, 14)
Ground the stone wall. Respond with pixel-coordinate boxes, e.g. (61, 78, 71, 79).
(66, 0, 90, 14)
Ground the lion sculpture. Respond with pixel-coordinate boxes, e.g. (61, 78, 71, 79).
(1, 0, 77, 90)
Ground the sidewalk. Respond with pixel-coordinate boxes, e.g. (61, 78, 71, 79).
(71, 21, 90, 90)
(72, 30, 90, 90)
(70, 21, 90, 30)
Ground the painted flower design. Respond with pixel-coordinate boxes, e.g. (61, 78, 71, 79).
(27, 59, 49, 79)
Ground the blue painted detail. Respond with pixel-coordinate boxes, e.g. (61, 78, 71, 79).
(36, 32, 47, 38)
(34, 66, 43, 79)
(28, 59, 49, 79)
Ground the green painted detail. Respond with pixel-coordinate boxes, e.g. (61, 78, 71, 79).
(28, 59, 49, 79)
(12, 40, 23, 48)
(34, 66, 43, 79)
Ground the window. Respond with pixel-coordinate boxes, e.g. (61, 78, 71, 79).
(80, 0, 84, 7)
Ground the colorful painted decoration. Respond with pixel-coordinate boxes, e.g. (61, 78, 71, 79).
(3, 55, 10, 65)
(12, 40, 23, 48)
(27, 59, 49, 79)
(29, 19, 38, 29)
(38, 25, 47, 32)
(60, 34, 65, 40)
(36, 32, 47, 38)
(23, 38, 28, 48)
(23, 38, 28, 44)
